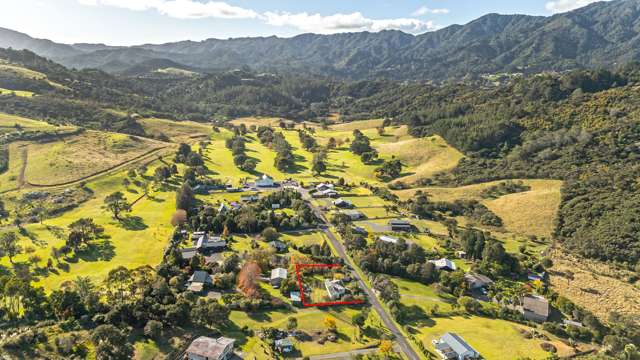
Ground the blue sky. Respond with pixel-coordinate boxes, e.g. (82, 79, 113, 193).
(1, 0, 608, 45)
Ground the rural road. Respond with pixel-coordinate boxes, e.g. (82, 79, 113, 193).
(299, 187, 422, 360)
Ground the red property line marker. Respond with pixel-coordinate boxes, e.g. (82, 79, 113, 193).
(294, 263, 366, 307)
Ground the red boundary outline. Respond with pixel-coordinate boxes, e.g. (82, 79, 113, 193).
(294, 263, 365, 307)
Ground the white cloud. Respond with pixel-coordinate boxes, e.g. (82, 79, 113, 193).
(78, 0, 259, 19)
(264, 11, 437, 34)
(77, 0, 438, 34)
(412, 6, 450, 16)
(545, 0, 609, 14)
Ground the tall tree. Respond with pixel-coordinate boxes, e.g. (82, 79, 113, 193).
(103, 192, 130, 220)
(0, 232, 21, 264)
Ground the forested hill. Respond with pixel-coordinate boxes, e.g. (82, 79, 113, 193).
(2, 0, 640, 80)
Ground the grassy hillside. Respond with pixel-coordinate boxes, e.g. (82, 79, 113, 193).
(24, 131, 167, 186)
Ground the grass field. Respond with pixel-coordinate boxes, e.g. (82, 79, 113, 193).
(416, 316, 565, 360)
(24, 131, 166, 186)
(0, 160, 176, 291)
(0, 112, 58, 133)
(138, 117, 213, 143)
(228, 306, 384, 359)
(0, 62, 68, 90)
(0, 142, 25, 192)
(395, 179, 563, 238)
(375, 135, 464, 184)
(0, 88, 35, 97)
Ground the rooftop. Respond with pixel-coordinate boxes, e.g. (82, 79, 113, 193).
(186, 336, 235, 359)
(379, 235, 399, 244)
(523, 294, 549, 317)
(436, 332, 479, 358)
(271, 267, 288, 279)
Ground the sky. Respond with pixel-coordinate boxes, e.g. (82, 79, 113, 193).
(0, 0, 610, 45)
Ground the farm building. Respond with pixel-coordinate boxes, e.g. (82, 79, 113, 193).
(341, 210, 365, 220)
(520, 294, 549, 322)
(432, 332, 480, 360)
(186, 336, 235, 360)
(389, 219, 412, 231)
(378, 235, 399, 244)
(333, 198, 353, 208)
(195, 235, 227, 252)
(313, 189, 339, 198)
(429, 258, 457, 271)
(316, 183, 334, 191)
(240, 194, 260, 202)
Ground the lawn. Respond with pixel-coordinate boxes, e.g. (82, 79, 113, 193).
(138, 117, 214, 143)
(0, 112, 57, 132)
(0, 142, 25, 193)
(0, 88, 35, 97)
(228, 306, 384, 359)
(375, 135, 464, 184)
(395, 179, 563, 239)
(24, 130, 167, 186)
(392, 277, 457, 316)
(416, 316, 564, 360)
(1, 160, 177, 292)
(281, 230, 328, 248)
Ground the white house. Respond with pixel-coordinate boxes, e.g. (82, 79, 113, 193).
(432, 332, 480, 360)
(378, 235, 399, 244)
(271, 268, 288, 287)
(186, 336, 235, 360)
(429, 258, 457, 271)
(255, 174, 275, 187)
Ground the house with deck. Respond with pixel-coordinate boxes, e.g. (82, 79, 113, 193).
(187, 271, 213, 293)
(325, 279, 346, 300)
(429, 258, 457, 271)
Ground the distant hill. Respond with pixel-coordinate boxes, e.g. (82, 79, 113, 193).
(1, 0, 640, 80)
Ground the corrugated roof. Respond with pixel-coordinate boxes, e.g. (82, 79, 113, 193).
(186, 336, 235, 359)
(441, 332, 478, 356)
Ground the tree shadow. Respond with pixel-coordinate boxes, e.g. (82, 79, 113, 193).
(396, 304, 435, 327)
(119, 216, 148, 231)
(75, 240, 116, 262)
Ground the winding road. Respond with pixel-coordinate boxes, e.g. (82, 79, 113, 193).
(299, 187, 422, 360)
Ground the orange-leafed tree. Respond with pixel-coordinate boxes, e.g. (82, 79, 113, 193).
(237, 261, 262, 299)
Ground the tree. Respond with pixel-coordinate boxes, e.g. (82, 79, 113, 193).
(176, 183, 196, 211)
(261, 227, 279, 242)
(327, 137, 337, 149)
(68, 218, 103, 244)
(379, 340, 393, 357)
(0, 232, 21, 264)
(312, 153, 327, 175)
(287, 317, 298, 331)
(144, 320, 163, 339)
(103, 192, 130, 220)
(170, 209, 188, 227)
(324, 316, 337, 332)
(90, 324, 133, 360)
(352, 312, 366, 328)
(237, 261, 262, 299)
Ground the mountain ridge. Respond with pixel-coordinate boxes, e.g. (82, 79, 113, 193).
(1, 0, 639, 79)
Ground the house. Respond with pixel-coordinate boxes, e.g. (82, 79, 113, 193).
(563, 319, 583, 328)
(316, 183, 334, 191)
(389, 219, 412, 231)
(521, 294, 549, 322)
(352, 226, 368, 235)
(191, 231, 206, 241)
(186, 336, 235, 360)
(456, 251, 467, 258)
(271, 268, 288, 287)
(268, 240, 288, 253)
(195, 235, 227, 253)
(271, 203, 281, 209)
(313, 189, 339, 198)
(325, 279, 346, 300)
(290, 291, 302, 306)
(275, 338, 295, 353)
(255, 174, 275, 187)
(240, 194, 260, 203)
(527, 272, 546, 282)
(378, 235, 399, 244)
(179, 247, 198, 260)
(432, 332, 480, 360)
(193, 185, 210, 195)
(464, 273, 493, 290)
(187, 271, 213, 292)
(333, 198, 353, 208)
(429, 258, 457, 271)
(342, 210, 365, 220)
